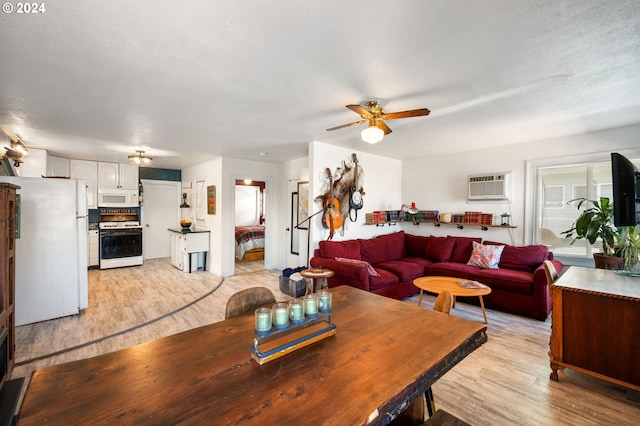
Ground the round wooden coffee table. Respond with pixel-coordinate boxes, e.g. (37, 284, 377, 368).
(300, 268, 334, 294)
(413, 276, 492, 324)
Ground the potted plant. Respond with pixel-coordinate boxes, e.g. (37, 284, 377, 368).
(562, 197, 640, 270)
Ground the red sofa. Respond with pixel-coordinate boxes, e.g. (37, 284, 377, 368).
(309, 231, 562, 320)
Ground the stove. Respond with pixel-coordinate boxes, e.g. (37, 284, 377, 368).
(99, 221, 142, 230)
(98, 208, 143, 269)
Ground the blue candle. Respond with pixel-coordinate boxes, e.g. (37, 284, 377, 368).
(255, 308, 272, 333)
(318, 290, 332, 313)
(273, 303, 289, 328)
(289, 299, 304, 322)
(304, 294, 318, 316)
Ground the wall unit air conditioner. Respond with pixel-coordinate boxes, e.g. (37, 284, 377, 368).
(468, 172, 510, 200)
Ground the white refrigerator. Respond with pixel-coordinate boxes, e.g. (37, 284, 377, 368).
(0, 177, 89, 325)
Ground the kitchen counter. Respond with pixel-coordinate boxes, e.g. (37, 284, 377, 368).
(167, 227, 210, 234)
(168, 228, 210, 272)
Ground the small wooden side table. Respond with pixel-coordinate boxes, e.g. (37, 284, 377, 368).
(413, 276, 492, 324)
(300, 268, 334, 294)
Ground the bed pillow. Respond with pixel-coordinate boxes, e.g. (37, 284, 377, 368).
(467, 241, 505, 269)
(335, 257, 380, 276)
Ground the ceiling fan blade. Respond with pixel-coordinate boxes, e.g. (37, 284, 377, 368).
(346, 104, 373, 118)
(326, 119, 366, 131)
(376, 120, 392, 135)
(381, 108, 431, 120)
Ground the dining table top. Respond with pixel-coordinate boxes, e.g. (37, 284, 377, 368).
(17, 285, 487, 425)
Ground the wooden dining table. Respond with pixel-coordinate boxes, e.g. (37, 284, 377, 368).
(17, 286, 487, 425)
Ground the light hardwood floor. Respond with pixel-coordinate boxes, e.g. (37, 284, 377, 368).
(11, 260, 640, 425)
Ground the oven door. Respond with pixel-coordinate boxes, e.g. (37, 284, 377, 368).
(99, 228, 143, 269)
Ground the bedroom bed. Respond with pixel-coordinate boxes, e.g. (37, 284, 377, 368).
(235, 225, 265, 261)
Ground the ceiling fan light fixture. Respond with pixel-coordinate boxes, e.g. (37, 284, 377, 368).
(361, 126, 384, 144)
(11, 139, 28, 157)
(128, 150, 153, 166)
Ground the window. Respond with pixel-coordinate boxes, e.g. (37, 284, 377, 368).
(530, 152, 640, 261)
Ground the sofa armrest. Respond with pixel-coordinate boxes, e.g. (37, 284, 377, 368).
(309, 257, 370, 292)
(531, 259, 563, 320)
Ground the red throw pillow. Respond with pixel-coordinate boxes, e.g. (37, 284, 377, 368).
(405, 234, 430, 257)
(484, 241, 549, 272)
(376, 231, 406, 261)
(425, 236, 456, 262)
(448, 236, 483, 263)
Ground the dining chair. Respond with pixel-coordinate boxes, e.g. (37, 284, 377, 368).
(422, 289, 455, 421)
(225, 287, 277, 319)
(432, 290, 454, 315)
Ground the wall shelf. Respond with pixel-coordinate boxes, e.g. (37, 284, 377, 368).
(365, 220, 516, 231)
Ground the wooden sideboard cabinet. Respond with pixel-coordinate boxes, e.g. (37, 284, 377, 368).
(0, 183, 18, 388)
(0, 183, 23, 425)
(549, 266, 640, 391)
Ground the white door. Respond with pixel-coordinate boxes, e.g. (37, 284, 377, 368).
(141, 180, 181, 259)
(287, 180, 305, 268)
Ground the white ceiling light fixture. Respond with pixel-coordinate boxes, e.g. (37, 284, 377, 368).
(361, 125, 384, 144)
(128, 150, 153, 166)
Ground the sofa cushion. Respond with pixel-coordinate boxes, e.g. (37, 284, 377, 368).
(375, 259, 424, 282)
(402, 256, 433, 273)
(319, 240, 361, 260)
(472, 268, 534, 295)
(426, 262, 479, 279)
(448, 236, 483, 264)
(484, 241, 549, 272)
(368, 268, 400, 290)
(405, 234, 430, 257)
(377, 231, 407, 261)
(425, 236, 456, 262)
(359, 238, 385, 265)
(467, 241, 505, 269)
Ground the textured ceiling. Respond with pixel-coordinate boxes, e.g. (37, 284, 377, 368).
(1, 0, 639, 169)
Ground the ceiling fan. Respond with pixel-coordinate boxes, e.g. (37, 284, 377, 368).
(326, 101, 430, 143)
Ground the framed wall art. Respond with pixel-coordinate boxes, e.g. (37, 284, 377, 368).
(297, 181, 309, 229)
(207, 185, 216, 214)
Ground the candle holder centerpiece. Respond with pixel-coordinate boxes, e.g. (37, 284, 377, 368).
(251, 291, 336, 365)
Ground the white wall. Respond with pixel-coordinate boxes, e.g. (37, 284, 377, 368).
(309, 141, 403, 254)
(181, 157, 223, 274)
(279, 155, 309, 269)
(235, 185, 260, 226)
(221, 158, 278, 277)
(401, 123, 640, 246)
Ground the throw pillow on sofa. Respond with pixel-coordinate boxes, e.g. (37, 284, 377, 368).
(467, 241, 505, 269)
(484, 240, 549, 272)
(448, 236, 483, 263)
(335, 257, 380, 276)
(425, 236, 456, 262)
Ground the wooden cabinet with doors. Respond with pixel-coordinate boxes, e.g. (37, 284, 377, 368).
(0, 183, 19, 400)
(98, 162, 138, 190)
(71, 160, 98, 209)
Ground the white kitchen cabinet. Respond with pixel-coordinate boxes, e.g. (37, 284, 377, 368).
(46, 155, 70, 177)
(169, 229, 210, 272)
(88, 229, 99, 267)
(71, 160, 98, 209)
(98, 162, 139, 190)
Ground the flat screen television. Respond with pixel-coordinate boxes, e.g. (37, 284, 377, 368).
(611, 152, 640, 226)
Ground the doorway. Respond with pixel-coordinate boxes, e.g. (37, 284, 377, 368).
(234, 179, 266, 274)
(141, 180, 181, 260)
